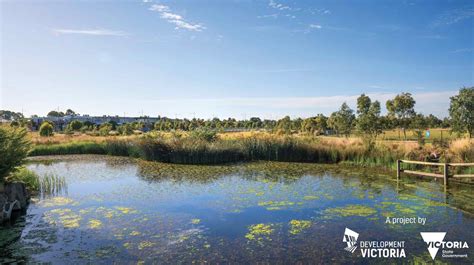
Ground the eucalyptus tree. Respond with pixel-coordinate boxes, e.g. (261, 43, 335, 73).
(329, 103, 355, 137)
(386, 92, 416, 140)
(449, 87, 474, 138)
(356, 94, 382, 147)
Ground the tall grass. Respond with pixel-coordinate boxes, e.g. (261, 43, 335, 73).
(39, 174, 67, 198)
(6, 167, 67, 195)
(29, 141, 106, 156)
(29, 134, 473, 167)
(6, 167, 39, 190)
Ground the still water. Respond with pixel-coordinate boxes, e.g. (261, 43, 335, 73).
(1, 155, 473, 264)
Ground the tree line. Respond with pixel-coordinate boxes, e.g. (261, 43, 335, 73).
(1, 87, 473, 139)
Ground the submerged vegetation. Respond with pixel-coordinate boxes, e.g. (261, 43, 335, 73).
(4, 155, 474, 263)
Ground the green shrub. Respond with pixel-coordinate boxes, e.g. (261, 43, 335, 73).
(189, 129, 218, 142)
(39, 122, 54, 137)
(67, 120, 83, 131)
(0, 126, 31, 181)
(6, 167, 39, 190)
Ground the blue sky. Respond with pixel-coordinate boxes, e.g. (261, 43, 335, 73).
(1, 0, 473, 119)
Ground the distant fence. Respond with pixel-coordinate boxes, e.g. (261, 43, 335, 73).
(397, 160, 474, 186)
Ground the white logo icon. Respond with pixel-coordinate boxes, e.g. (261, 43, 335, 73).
(420, 232, 446, 260)
(343, 228, 359, 253)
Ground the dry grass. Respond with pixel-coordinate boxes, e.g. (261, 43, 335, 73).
(218, 131, 271, 140)
(28, 132, 138, 145)
(447, 138, 474, 162)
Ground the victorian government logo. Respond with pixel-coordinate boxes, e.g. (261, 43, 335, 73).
(343, 228, 359, 253)
(420, 232, 469, 260)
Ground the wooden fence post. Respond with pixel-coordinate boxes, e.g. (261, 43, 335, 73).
(397, 160, 401, 180)
(443, 163, 448, 186)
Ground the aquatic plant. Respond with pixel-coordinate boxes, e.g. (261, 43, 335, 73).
(245, 223, 274, 242)
(288, 220, 312, 235)
(325, 205, 377, 217)
(38, 174, 67, 198)
(88, 219, 103, 229)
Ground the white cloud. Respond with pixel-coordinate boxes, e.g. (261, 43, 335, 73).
(432, 7, 474, 27)
(148, 4, 205, 32)
(52, 28, 127, 36)
(310, 8, 331, 15)
(161, 12, 182, 20)
(171, 20, 205, 31)
(149, 4, 169, 12)
(269, 0, 291, 11)
(309, 24, 322, 29)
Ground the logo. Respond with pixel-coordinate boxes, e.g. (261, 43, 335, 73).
(420, 232, 446, 260)
(420, 232, 469, 260)
(343, 228, 406, 258)
(343, 228, 359, 253)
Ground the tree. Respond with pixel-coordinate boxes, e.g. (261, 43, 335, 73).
(425, 114, 442, 128)
(301, 114, 327, 135)
(330, 103, 355, 137)
(301, 117, 318, 134)
(441, 117, 451, 129)
(411, 114, 428, 146)
(67, 120, 83, 131)
(356, 94, 371, 115)
(356, 94, 382, 147)
(276, 116, 292, 134)
(0, 110, 24, 121)
(117, 123, 133, 135)
(39, 122, 54, 137)
(249, 117, 262, 129)
(314, 114, 328, 135)
(0, 126, 31, 181)
(449, 87, 474, 138)
(386, 92, 416, 140)
(47, 110, 65, 117)
(65, 109, 77, 116)
(99, 123, 113, 136)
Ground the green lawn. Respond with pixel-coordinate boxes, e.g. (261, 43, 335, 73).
(379, 128, 462, 141)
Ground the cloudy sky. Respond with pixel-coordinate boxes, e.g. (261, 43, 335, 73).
(1, 0, 473, 119)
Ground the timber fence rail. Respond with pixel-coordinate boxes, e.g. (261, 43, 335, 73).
(397, 160, 474, 186)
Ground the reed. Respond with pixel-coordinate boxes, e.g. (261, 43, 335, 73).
(38, 174, 67, 198)
(30, 141, 106, 156)
(30, 134, 473, 167)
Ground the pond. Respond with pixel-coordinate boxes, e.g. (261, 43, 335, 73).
(1, 155, 473, 264)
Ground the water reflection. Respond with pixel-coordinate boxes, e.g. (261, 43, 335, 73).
(0, 155, 472, 264)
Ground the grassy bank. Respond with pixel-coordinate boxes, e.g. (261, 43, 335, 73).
(29, 133, 473, 171)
